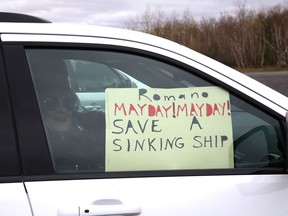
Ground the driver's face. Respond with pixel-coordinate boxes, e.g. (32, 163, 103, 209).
(42, 90, 76, 133)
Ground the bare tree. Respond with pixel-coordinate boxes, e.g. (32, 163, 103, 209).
(125, 3, 288, 69)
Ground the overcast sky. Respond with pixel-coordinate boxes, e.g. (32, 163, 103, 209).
(1, 0, 287, 27)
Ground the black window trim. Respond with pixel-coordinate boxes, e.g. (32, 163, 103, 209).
(0, 43, 23, 178)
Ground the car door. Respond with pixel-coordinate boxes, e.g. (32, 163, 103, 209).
(2, 35, 288, 216)
(0, 45, 32, 215)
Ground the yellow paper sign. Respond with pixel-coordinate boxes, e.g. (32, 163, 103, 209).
(105, 87, 234, 171)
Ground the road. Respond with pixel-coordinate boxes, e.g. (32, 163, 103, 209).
(244, 71, 288, 97)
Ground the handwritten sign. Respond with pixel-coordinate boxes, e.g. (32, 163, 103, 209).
(105, 87, 234, 171)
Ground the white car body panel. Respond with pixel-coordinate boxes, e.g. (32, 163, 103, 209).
(25, 175, 288, 216)
(0, 22, 287, 216)
(0, 183, 31, 215)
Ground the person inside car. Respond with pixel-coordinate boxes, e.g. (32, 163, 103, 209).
(36, 69, 105, 173)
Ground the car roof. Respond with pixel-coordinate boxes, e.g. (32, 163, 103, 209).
(0, 21, 288, 115)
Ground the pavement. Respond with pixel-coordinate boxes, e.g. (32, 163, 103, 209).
(244, 71, 288, 97)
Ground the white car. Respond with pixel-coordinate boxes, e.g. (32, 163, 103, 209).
(0, 12, 288, 216)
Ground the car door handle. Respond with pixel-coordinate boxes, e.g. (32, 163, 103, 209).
(58, 204, 141, 216)
(80, 204, 141, 216)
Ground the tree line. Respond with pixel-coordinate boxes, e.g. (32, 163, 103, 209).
(126, 3, 288, 69)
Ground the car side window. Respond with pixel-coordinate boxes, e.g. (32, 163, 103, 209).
(26, 49, 285, 173)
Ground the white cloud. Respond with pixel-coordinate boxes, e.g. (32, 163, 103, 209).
(0, 0, 287, 27)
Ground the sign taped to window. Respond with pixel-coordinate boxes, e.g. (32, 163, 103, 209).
(105, 87, 234, 171)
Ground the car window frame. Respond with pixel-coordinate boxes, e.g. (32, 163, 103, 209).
(3, 42, 287, 182)
(0, 43, 22, 181)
